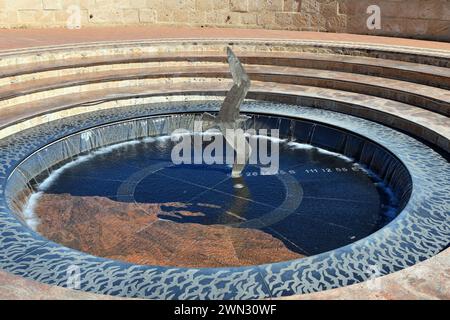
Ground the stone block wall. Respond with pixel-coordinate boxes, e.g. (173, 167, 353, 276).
(0, 0, 449, 41)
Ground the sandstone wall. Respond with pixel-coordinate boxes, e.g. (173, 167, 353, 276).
(0, 0, 449, 41)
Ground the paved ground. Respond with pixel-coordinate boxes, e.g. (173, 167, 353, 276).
(1, 26, 450, 51)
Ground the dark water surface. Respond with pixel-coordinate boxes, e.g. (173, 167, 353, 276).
(40, 133, 399, 257)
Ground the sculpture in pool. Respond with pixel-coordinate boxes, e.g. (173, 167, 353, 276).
(201, 47, 252, 178)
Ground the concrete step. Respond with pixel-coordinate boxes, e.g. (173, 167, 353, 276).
(1, 80, 448, 152)
(1, 65, 448, 116)
(1, 51, 449, 89)
(1, 37, 448, 67)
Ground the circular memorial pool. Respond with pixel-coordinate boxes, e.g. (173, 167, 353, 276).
(1, 101, 447, 299)
(12, 112, 410, 268)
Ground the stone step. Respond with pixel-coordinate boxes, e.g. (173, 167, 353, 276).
(1, 80, 448, 152)
(1, 38, 448, 67)
(1, 51, 449, 89)
(1, 65, 448, 116)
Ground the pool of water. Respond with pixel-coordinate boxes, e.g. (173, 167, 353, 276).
(29, 121, 399, 267)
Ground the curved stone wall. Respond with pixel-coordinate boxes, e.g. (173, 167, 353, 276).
(0, 1, 449, 41)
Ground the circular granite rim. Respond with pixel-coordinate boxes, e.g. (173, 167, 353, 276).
(0, 101, 448, 299)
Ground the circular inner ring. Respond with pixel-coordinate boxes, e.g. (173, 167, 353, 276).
(11, 112, 411, 268)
